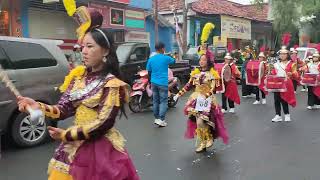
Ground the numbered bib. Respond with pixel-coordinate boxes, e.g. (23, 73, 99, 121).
(195, 96, 211, 112)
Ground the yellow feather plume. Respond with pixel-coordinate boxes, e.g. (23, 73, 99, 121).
(63, 0, 77, 16)
(201, 23, 215, 44)
(59, 65, 86, 93)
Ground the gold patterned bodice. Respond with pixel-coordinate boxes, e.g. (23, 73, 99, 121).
(192, 71, 216, 95)
(69, 75, 126, 153)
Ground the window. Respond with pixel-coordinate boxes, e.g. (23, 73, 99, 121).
(1, 41, 57, 69)
(0, 48, 11, 69)
(131, 47, 147, 61)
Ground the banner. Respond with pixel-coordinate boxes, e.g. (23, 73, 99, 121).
(221, 15, 251, 40)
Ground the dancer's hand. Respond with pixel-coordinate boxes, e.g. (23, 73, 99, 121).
(48, 126, 65, 141)
(17, 96, 40, 113)
(173, 94, 179, 102)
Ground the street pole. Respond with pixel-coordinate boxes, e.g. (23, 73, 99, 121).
(182, 0, 188, 54)
(154, 0, 159, 44)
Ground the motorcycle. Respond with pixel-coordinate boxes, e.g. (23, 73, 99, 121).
(129, 69, 180, 113)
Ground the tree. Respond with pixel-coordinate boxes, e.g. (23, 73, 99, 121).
(253, 0, 320, 46)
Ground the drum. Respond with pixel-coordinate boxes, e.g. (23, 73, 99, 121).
(246, 60, 265, 86)
(301, 73, 319, 86)
(265, 75, 287, 92)
(214, 63, 231, 93)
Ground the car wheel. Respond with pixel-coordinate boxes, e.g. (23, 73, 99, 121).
(10, 112, 51, 147)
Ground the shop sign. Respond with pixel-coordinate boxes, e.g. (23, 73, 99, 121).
(221, 15, 251, 40)
(125, 31, 149, 43)
(110, 8, 124, 26)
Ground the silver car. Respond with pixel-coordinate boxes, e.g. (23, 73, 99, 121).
(0, 36, 69, 147)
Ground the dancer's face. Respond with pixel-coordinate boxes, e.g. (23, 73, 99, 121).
(313, 56, 319, 62)
(82, 33, 109, 69)
(199, 55, 208, 69)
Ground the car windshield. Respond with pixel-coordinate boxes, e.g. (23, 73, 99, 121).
(216, 49, 226, 58)
(297, 50, 306, 60)
(186, 47, 198, 55)
(116, 44, 132, 63)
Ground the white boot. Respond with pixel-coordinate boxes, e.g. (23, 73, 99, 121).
(307, 106, 313, 110)
(229, 108, 235, 113)
(315, 105, 320, 109)
(272, 115, 282, 122)
(284, 114, 291, 122)
(262, 99, 267, 104)
(253, 100, 260, 105)
(221, 109, 227, 114)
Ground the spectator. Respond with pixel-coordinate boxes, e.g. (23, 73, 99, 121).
(146, 42, 176, 127)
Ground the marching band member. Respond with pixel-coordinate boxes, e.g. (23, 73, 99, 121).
(303, 52, 320, 110)
(173, 51, 229, 153)
(222, 53, 241, 113)
(270, 46, 297, 122)
(290, 48, 304, 93)
(253, 52, 268, 105)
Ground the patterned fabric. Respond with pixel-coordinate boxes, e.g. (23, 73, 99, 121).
(41, 69, 137, 179)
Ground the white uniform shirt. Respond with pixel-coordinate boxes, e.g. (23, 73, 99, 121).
(274, 61, 290, 77)
(308, 62, 320, 74)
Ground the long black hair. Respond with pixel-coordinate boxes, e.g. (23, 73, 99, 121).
(88, 28, 127, 118)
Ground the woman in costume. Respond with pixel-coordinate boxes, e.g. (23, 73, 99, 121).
(241, 48, 255, 98)
(302, 52, 320, 110)
(270, 46, 297, 122)
(173, 51, 228, 153)
(221, 53, 241, 113)
(17, 6, 139, 180)
(290, 48, 305, 93)
(253, 52, 268, 105)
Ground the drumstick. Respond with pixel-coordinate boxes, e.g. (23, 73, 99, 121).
(0, 66, 44, 124)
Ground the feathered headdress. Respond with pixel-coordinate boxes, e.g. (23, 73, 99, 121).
(281, 32, 291, 46)
(201, 23, 215, 44)
(63, 0, 103, 42)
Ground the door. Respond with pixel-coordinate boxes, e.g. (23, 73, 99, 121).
(0, 44, 17, 132)
(0, 40, 59, 102)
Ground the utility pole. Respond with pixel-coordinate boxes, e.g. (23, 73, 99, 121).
(154, 0, 159, 44)
(182, 0, 188, 54)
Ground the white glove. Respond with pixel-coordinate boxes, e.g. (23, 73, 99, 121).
(26, 106, 45, 125)
(173, 95, 179, 102)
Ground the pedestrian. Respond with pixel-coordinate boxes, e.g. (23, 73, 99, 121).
(65, 54, 74, 70)
(72, 44, 83, 66)
(302, 52, 320, 110)
(253, 52, 268, 105)
(146, 42, 175, 127)
(17, 7, 139, 180)
(270, 46, 297, 122)
(221, 53, 241, 113)
(173, 50, 229, 153)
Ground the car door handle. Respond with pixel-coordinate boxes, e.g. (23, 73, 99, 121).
(10, 80, 17, 83)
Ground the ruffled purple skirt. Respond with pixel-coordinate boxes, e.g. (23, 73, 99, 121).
(69, 137, 139, 180)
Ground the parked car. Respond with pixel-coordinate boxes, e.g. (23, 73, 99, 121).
(116, 42, 191, 85)
(182, 46, 228, 68)
(0, 36, 69, 147)
(296, 47, 317, 61)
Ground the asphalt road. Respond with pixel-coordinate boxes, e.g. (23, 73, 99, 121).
(1, 88, 320, 180)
